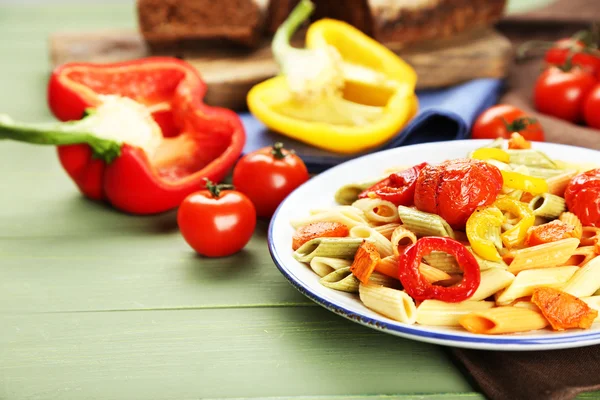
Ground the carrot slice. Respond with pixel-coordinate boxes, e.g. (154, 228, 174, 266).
(350, 241, 381, 284)
(292, 221, 349, 250)
(525, 220, 576, 246)
(531, 287, 598, 331)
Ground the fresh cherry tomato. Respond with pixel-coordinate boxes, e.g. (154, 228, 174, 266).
(233, 142, 309, 218)
(583, 84, 600, 130)
(564, 168, 600, 227)
(544, 38, 600, 75)
(177, 180, 256, 257)
(414, 159, 503, 230)
(533, 66, 597, 123)
(358, 162, 428, 205)
(471, 104, 545, 141)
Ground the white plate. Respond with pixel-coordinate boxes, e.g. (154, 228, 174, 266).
(268, 140, 600, 351)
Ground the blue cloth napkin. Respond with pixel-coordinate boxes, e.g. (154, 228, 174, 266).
(240, 78, 504, 173)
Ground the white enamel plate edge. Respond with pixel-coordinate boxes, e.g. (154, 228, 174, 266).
(268, 139, 600, 351)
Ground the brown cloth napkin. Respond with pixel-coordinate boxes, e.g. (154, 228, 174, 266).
(449, 1, 600, 400)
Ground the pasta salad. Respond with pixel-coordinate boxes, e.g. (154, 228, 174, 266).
(289, 134, 600, 335)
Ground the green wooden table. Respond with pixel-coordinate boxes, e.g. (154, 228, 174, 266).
(0, 2, 580, 399)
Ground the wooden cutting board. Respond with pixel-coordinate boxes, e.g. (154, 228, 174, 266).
(49, 27, 513, 111)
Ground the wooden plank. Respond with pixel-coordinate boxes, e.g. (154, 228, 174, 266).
(0, 307, 473, 400)
(48, 27, 513, 110)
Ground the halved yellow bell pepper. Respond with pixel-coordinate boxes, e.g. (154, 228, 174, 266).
(247, 0, 418, 154)
(466, 206, 504, 262)
(494, 197, 535, 249)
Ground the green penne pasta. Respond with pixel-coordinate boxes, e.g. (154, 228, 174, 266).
(466, 246, 509, 271)
(320, 267, 360, 293)
(506, 149, 558, 169)
(509, 165, 567, 179)
(293, 237, 363, 263)
(334, 177, 384, 205)
(368, 271, 401, 288)
(397, 206, 455, 238)
(422, 251, 461, 273)
(529, 193, 566, 219)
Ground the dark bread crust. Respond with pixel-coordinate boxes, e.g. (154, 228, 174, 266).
(137, 0, 269, 48)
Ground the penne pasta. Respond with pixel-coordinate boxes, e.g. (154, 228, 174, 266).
(581, 227, 600, 247)
(293, 237, 364, 263)
(320, 267, 359, 293)
(466, 246, 508, 271)
(545, 170, 578, 197)
(422, 251, 461, 273)
(419, 263, 453, 284)
(373, 223, 401, 240)
(416, 300, 494, 326)
(495, 265, 579, 305)
(459, 306, 549, 334)
(581, 296, 600, 323)
(391, 225, 417, 256)
(469, 269, 515, 301)
(350, 225, 394, 258)
(359, 283, 417, 324)
(374, 256, 451, 283)
(528, 193, 566, 219)
(512, 165, 568, 179)
(561, 246, 596, 267)
(506, 238, 580, 274)
(309, 257, 352, 277)
(397, 206, 455, 238)
(559, 212, 583, 239)
(334, 177, 384, 205)
(368, 271, 401, 288)
(561, 256, 600, 298)
(352, 198, 399, 225)
(506, 149, 557, 169)
(291, 207, 368, 229)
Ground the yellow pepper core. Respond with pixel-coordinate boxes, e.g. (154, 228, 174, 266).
(500, 170, 549, 195)
(247, 0, 418, 154)
(493, 197, 535, 249)
(466, 206, 504, 262)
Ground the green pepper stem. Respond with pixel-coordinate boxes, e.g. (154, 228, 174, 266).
(272, 0, 314, 65)
(0, 116, 121, 163)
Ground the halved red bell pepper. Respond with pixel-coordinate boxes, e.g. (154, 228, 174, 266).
(1, 57, 245, 215)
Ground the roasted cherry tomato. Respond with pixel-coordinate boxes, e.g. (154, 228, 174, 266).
(414, 158, 503, 230)
(583, 84, 600, 130)
(177, 180, 256, 257)
(533, 65, 597, 123)
(544, 38, 600, 75)
(358, 162, 428, 206)
(233, 142, 309, 218)
(471, 104, 545, 141)
(564, 168, 600, 227)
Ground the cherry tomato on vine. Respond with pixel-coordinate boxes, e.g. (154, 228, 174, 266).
(177, 180, 256, 257)
(583, 84, 600, 130)
(544, 38, 600, 75)
(233, 142, 309, 218)
(533, 66, 597, 123)
(471, 104, 545, 141)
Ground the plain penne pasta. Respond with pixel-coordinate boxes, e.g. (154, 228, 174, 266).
(352, 198, 399, 224)
(416, 300, 494, 326)
(581, 227, 600, 247)
(545, 170, 578, 197)
(559, 212, 583, 239)
(350, 225, 394, 258)
(561, 257, 600, 298)
(459, 306, 548, 334)
(374, 256, 451, 284)
(373, 223, 401, 240)
(359, 283, 417, 324)
(309, 257, 352, 277)
(506, 238, 580, 274)
(422, 251, 461, 273)
(495, 265, 579, 305)
(291, 207, 368, 229)
(581, 296, 600, 322)
(419, 263, 453, 284)
(469, 269, 515, 301)
(467, 246, 508, 271)
(391, 225, 417, 256)
(293, 237, 363, 263)
(561, 246, 596, 267)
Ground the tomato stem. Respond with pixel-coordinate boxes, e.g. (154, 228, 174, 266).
(271, 142, 294, 159)
(502, 116, 538, 133)
(204, 178, 234, 198)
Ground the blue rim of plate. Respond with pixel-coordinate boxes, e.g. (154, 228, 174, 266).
(267, 141, 600, 351)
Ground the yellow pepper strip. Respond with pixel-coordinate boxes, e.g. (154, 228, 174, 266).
(470, 148, 510, 163)
(500, 170, 549, 195)
(466, 206, 504, 262)
(494, 197, 535, 249)
(247, 0, 418, 154)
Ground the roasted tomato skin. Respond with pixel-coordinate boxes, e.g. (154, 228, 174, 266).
(564, 168, 600, 227)
(414, 159, 503, 230)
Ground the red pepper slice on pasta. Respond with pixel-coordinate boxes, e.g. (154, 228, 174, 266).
(358, 162, 428, 206)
